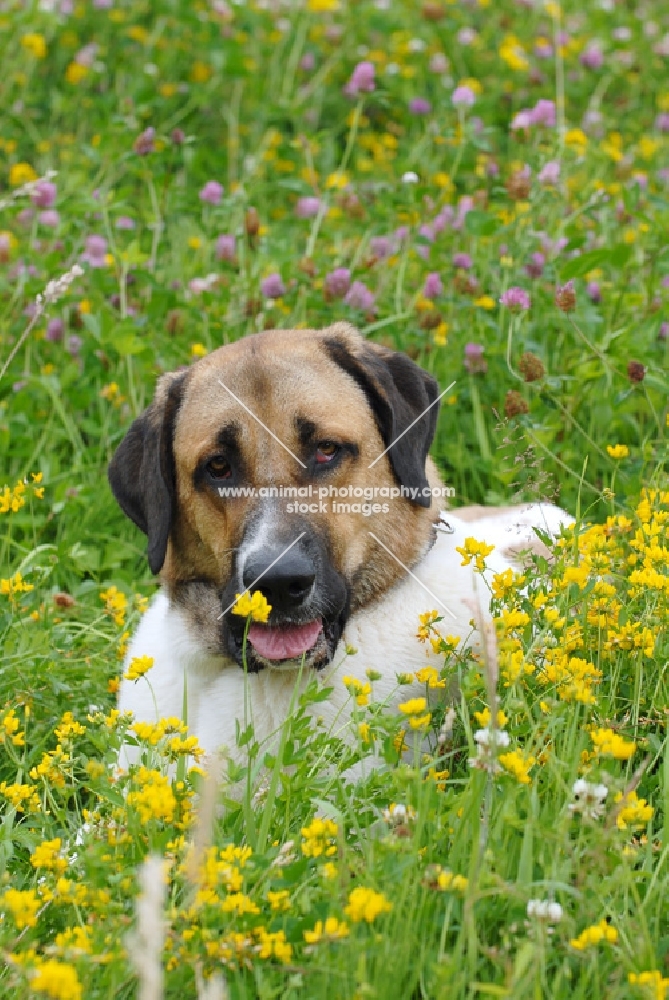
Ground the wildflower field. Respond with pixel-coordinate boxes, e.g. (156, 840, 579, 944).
(1, 0, 668, 997)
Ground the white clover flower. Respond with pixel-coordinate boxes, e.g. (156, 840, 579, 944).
(527, 899, 563, 923)
(568, 778, 608, 819)
(468, 727, 511, 774)
(402, 171, 419, 184)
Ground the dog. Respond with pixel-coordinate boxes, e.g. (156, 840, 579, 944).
(109, 322, 569, 773)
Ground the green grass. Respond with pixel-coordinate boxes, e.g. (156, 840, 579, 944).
(0, 1, 668, 997)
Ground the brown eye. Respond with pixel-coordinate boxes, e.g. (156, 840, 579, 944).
(315, 441, 339, 464)
(206, 456, 231, 480)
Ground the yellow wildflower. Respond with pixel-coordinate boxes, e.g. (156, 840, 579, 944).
(2, 887, 41, 928)
(304, 916, 349, 943)
(124, 655, 155, 681)
(590, 728, 636, 760)
(570, 919, 618, 950)
(9, 162, 37, 186)
(231, 590, 272, 622)
(21, 33, 47, 58)
(301, 817, 338, 858)
(344, 887, 392, 923)
(30, 959, 82, 1000)
(455, 537, 495, 572)
(499, 748, 536, 784)
(607, 444, 629, 459)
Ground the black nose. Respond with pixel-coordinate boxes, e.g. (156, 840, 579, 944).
(242, 549, 316, 615)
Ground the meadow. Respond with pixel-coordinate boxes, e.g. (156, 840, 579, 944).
(0, 0, 668, 997)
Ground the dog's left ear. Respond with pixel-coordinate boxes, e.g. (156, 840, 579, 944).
(325, 334, 440, 507)
(108, 371, 187, 574)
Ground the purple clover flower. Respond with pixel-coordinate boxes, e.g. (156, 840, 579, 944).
(324, 268, 351, 299)
(215, 235, 236, 261)
(500, 287, 531, 312)
(82, 234, 107, 267)
(538, 161, 560, 185)
(295, 197, 321, 219)
(199, 181, 224, 205)
(525, 252, 545, 279)
(31, 180, 57, 209)
(261, 273, 286, 299)
(344, 280, 375, 312)
(46, 318, 64, 342)
(409, 97, 432, 115)
(452, 85, 476, 108)
(39, 210, 60, 228)
(370, 236, 392, 259)
(453, 252, 472, 270)
(464, 343, 487, 374)
(344, 61, 375, 97)
(423, 273, 443, 299)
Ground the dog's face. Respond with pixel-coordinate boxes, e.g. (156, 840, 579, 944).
(109, 323, 441, 672)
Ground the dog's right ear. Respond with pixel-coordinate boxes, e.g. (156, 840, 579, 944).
(108, 370, 187, 574)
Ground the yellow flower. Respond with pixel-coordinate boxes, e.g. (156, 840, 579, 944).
(590, 727, 636, 760)
(498, 748, 536, 784)
(127, 768, 177, 824)
(325, 170, 350, 190)
(31, 838, 67, 876)
(256, 928, 292, 963)
(231, 590, 272, 622)
(607, 444, 629, 459)
(408, 712, 432, 730)
(565, 128, 588, 153)
(344, 887, 392, 923)
(191, 61, 213, 83)
(65, 62, 89, 85)
(398, 697, 427, 716)
(304, 916, 349, 943)
(343, 675, 371, 706)
(21, 33, 47, 58)
(301, 817, 338, 858)
(475, 295, 496, 310)
(628, 971, 669, 999)
(436, 869, 468, 892)
(614, 790, 654, 830)
(30, 959, 82, 1000)
(2, 887, 41, 928)
(570, 919, 618, 950)
(9, 162, 37, 186)
(124, 655, 155, 681)
(455, 537, 495, 572)
(1, 707, 25, 746)
(54, 712, 86, 741)
(0, 572, 34, 597)
(267, 890, 290, 911)
(415, 667, 446, 689)
(190, 343, 207, 358)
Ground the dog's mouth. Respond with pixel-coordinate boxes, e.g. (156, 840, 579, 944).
(247, 618, 323, 662)
(226, 612, 343, 673)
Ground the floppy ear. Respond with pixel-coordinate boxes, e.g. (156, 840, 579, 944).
(108, 371, 187, 574)
(324, 333, 440, 507)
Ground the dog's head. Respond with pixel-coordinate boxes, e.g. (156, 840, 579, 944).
(108, 323, 441, 672)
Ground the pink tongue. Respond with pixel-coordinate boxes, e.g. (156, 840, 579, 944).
(248, 619, 323, 661)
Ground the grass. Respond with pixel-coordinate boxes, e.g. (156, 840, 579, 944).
(0, 0, 668, 997)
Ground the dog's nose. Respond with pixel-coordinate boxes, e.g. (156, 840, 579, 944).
(242, 550, 316, 614)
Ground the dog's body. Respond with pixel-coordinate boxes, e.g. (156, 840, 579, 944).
(109, 323, 569, 769)
(118, 503, 567, 765)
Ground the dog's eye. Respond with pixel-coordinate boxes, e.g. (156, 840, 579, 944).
(206, 456, 232, 480)
(315, 441, 339, 464)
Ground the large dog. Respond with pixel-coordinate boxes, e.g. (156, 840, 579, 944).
(109, 323, 568, 770)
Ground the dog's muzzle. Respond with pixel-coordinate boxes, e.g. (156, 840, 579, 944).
(221, 518, 349, 672)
